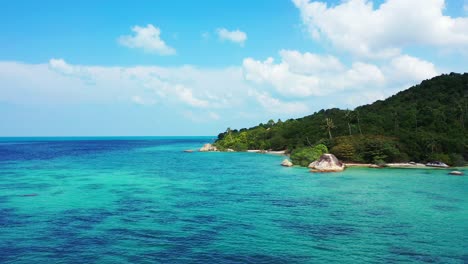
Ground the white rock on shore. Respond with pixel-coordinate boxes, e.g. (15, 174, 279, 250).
(308, 154, 345, 172)
(386, 163, 426, 168)
(199, 143, 218, 152)
(281, 159, 293, 167)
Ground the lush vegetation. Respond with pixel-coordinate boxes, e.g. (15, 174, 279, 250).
(290, 144, 328, 167)
(215, 73, 468, 166)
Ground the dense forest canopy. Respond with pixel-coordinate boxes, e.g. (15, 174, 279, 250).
(215, 73, 468, 166)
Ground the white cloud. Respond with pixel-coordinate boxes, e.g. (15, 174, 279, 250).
(2, 59, 253, 110)
(243, 50, 389, 97)
(49, 58, 75, 75)
(293, 0, 468, 58)
(248, 90, 309, 114)
(243, 57, 321, 97)
(49, 58, 94, 83)
(242, 50, 440, 108)
(386, 55, 438, 82)
(216, 28, 247, 46)
(174, 85, 209, 108)
(279, 50, 345, 74)
(0, 52, 442, 130)
(131, 95, 156, 106)
(118, 24, 176, 55)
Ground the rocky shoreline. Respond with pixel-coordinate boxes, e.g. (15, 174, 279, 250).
(194, 143, 465, 175)
(196, 143, 287, 155)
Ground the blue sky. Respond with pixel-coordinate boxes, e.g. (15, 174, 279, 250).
(1, 0, 467, 136)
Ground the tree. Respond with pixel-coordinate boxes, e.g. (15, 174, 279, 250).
(331, 143, 355, 161)
(355, 110, 363, 135)
(226, 127, 233, 141)
(344, 110, 353, 136)
(324, 118, 335, 139)
(291, 144, 329, 167)
(214, 73, 467, 165)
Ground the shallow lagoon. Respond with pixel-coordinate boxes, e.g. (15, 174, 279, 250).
(0, 137, 467, 263)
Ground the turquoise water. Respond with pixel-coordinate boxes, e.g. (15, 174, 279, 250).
(0, 137, 467, 263)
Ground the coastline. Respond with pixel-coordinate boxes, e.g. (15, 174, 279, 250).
(197, 144, 465, 171)
(345, 163, 467, 171)
(247, 149, 287, 155)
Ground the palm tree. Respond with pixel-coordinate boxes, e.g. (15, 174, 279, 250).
(355, 110, 363, 135)
(344, 110, 352, 136)
(324, 118, 335, 139)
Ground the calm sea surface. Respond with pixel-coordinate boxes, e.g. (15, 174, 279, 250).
(0, 137, 467, 263)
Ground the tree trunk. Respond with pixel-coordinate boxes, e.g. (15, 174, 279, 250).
(356, 112, 362, 135)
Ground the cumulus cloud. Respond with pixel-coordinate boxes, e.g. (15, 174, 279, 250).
(243, 50, 438, 101)
(217, 28, 247, 46)
(248, 90, 309, 114)
(243, 57, 320, 97)
(174, 85, 209, 108)
(293, 0, 468, 58)
(279, 50, 345, 74)
(386, 55, 438, 82)
(49, 58, 75, 75)
(2, 59, 253, 110)
(49, 58, 94, 83)
(118, 24, 176, 55)
(0, 52, 442, 129)
(243, 50, 388, 97)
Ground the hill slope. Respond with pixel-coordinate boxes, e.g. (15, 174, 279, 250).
(215, 73, 468, 165)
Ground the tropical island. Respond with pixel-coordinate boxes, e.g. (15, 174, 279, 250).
(211, 73, 467, 168)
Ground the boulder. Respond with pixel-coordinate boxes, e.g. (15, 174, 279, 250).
(281, 159, 293, 167)
(308, 154, 345, 172)
(449, 171, 464, 176)
(426, 161, 449, 168)
(199, 143, 218, 152)
(183, 149, 194, 153)
(226, 148, 235, 152)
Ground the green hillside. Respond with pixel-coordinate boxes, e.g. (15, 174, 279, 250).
(215, 73, 468, 166)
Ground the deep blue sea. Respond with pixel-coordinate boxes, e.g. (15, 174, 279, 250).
(0, 137, 467, 263)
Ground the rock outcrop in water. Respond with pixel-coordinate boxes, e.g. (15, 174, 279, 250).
(199, 143, 218, 152)
(308, 154, 345, 172)
(281, 159, 293, 167)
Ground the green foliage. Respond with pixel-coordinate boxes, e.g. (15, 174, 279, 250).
(355, 136, 401, 164)
(429, 153, 451, 166)
(215, 73, 468, 165)
(330, 142, 355, 161)
(291, 144, 328, 167)
(449, 153, 466, 167)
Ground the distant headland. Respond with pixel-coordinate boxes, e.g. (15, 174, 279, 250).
(210, 73, 468, 169)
